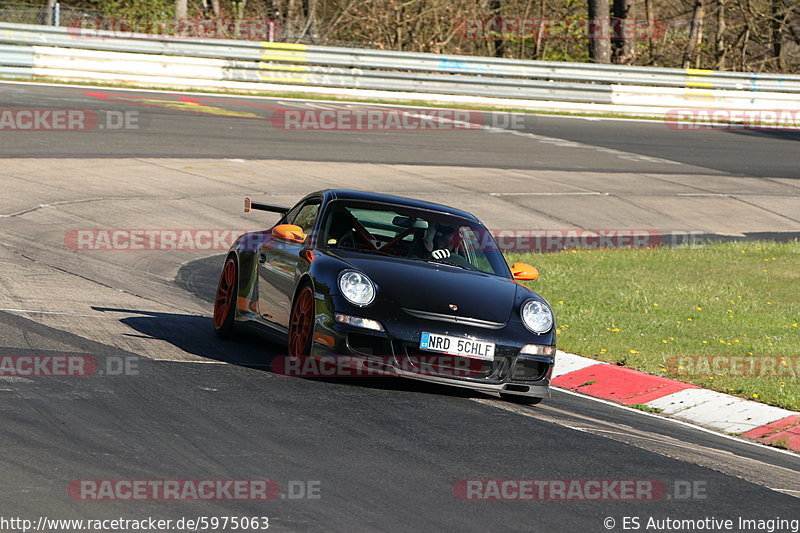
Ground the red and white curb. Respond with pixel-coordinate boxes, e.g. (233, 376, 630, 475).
(552, 351, 800, 452)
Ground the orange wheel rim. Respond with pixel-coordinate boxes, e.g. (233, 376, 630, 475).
(289, 287, 314, 356)
(213, 258, 236, 329)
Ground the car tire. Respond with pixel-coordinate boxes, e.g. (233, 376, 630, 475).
(500, 393, 543, 405)
(288, 282, 315, 357)
(213, 255, 238, 339)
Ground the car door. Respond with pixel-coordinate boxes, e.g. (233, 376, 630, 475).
(257, 198, 321, 332)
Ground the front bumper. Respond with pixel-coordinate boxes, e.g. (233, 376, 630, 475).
(310, 305, 555, 398)
(391, 366, 551, 398)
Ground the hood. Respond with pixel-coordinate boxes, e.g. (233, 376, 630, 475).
(332, 251, 518, 324)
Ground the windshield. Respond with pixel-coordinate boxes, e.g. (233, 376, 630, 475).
(319, 200, 510, 277)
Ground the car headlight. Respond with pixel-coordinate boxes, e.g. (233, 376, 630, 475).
(521, 300, 553, 334)
(338, 270, 376, 307)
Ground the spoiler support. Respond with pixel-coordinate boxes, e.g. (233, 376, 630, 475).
(244, 197, 290, 215)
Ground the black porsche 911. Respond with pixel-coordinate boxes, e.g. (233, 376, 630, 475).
(213, 189, 556, 404)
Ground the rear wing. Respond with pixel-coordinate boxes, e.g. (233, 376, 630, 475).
(244, 197, 290, 215)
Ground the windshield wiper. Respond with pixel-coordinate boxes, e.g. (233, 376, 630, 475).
(424, 258, 481, 272)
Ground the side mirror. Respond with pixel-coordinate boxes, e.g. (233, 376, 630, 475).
(511, 262, 539, 281)
(272, 224, 307, 244)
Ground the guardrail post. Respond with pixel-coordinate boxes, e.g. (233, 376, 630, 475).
(45, 1, 60, 26)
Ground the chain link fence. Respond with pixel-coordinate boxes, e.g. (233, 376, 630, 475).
(0, 1, 371, 48)
(0, 2, 100, 27)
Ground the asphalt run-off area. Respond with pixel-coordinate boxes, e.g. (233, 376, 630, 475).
(0, 82, 798, 532)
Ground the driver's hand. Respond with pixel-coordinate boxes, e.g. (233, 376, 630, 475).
(432, 249, 451, 259)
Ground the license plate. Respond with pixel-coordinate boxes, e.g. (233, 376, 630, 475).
(419, 332, 495, 361)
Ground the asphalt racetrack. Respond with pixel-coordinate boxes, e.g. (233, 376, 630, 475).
(0, 81, 798, 532)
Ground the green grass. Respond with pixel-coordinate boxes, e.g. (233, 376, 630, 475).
(507, 241, 800, 411)
(629, 404, 665, 414)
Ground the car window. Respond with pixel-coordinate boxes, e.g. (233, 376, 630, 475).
(284, 200, 321, 233)
(321, 200, 510, 277)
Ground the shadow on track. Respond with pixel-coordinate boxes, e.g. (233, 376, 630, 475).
(93, 305, 482, 400)
(91, 306, 275, 368)
(114, 253, 484, 399)
(724, 128, 800, 143)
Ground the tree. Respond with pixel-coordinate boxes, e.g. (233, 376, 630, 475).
(490, 0, 505, 58)
(714, 0, 726, 69)
(770, 0, 786, 70)
(588, 0, 611, 63)
(612, 0, 632, 62)
(644, 0, 655, 57)
(683, 0, 705, 68)
(175, 0, 187, 20)
(200, 0, 221, 18)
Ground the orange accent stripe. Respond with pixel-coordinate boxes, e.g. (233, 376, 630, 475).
(313, 333, 336, 348)
(237, 296, 259, 315)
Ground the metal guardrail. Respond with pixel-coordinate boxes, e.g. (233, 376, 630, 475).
(2, 22, 800, 111)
